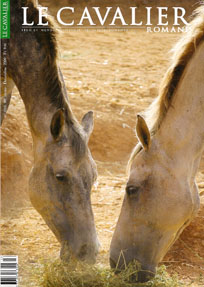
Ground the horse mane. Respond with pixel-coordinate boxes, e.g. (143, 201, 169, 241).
(18, 1, 64, 106)
(129, 6, 204, 166)
(13, 1, 86, 156)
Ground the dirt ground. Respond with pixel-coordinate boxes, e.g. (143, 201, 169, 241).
(1, 27, 204, 286)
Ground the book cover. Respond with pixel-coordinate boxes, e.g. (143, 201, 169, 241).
(1, 1, 204, 286)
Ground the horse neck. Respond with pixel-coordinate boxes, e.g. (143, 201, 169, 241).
(154, 40, 204, 180)
(9, 44, 72, 160)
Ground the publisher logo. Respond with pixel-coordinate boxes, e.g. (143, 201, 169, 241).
(1, 0, 10, 39)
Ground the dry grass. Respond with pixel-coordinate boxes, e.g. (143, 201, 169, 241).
(33, 259, 183, 287)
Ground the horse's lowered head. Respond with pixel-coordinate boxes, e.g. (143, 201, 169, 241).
(29, 108, 99, 263)
(110, 115, 200, 282)
(6, 0, 99, 264)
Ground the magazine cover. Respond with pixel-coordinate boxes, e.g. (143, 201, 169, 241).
(1, 0, 204, 286)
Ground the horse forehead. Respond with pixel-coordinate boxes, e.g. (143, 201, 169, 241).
(129, 156, 173, 189)
(131, 143, 173, 174)
(51, 144, 72, 157)
(49, 144, 90, 168)
(130, 155, 152, 178)
(47, 144, 74, 166)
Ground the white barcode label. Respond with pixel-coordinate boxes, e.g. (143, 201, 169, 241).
(0, 256, 18, 287)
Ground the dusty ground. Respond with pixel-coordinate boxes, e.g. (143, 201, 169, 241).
(1, 29, 204, 286)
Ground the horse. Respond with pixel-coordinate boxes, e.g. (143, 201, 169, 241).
(110, 7, 204, 282)
(1, 0, 99, 263)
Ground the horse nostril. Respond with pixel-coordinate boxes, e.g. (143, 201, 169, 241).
(77, 244, 97, 264)
(78, 244, 88, 259)
(136, 270, 155, 283)
(60, 242, 70, 262)
(109, 257, 116, 269)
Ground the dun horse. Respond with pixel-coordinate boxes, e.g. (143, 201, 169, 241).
(1, 0, 99, 263)
(110, 7, 204, 282)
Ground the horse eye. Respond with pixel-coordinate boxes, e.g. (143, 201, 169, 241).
(56, 174, 66, 182)
(126, 185, 140, 196)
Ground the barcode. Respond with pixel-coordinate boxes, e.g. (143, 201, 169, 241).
(0, 256, 18, 287)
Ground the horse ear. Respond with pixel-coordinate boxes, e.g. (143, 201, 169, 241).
(136, 115, 151, 151)
(81, 111, 94, 139)
(50, 109, 65, 140)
